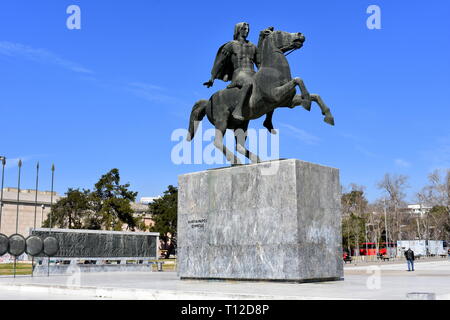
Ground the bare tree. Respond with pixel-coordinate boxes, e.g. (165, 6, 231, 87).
(366, 202, 385, 254)
(417, 169, 450, 242)
(447, 170, 450, 207)
(377, 173, 410, 242)
(419, 169, 450, 207)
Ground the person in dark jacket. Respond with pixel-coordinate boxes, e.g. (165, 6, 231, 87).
(404, 248, 415, 271)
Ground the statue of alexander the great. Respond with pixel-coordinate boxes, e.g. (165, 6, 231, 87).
(188, 24, 335, 165)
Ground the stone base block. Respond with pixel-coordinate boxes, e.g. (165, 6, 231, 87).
(177, 159, 343, 282)
(33, 263, 156, 275)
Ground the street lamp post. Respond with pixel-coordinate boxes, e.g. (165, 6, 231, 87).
(398, 224, 408, 258)
(48, 164, 55, 277)
(14, 159, 22, 278)
(383, 198, 389, 254)
(33, 162, 40, 229)
(429, 226, 435, 240)
(365, 224, 368, 257)
(0, 156, 5, 232)
(41, 204, 45, 227)
(365, 223, 374, 259)
(399, 224, 407, 241)
(49, 164, 55, 230)
(15, 159, 22, 234)
(429, 226, 436, 256)
(32, 161, 40, 278)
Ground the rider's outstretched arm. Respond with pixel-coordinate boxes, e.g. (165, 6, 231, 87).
(204, 43, 233, 87)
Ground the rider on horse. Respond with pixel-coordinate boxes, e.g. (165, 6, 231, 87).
(203, 22, 275, 131)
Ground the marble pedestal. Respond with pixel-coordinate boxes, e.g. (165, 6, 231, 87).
(177, 159, 343, 282)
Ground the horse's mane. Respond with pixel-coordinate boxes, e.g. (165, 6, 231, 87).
(257, 27, 273, 50)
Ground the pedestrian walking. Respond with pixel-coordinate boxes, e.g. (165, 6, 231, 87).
(404, 248, 415, 271)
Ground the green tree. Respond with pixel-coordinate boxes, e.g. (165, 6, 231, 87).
(43, 188, 90, 229)
(89, 168, 139, 231)
(149, 185, 178, 239)
(43, 168, 141, 231)
(341, 186, 369, 255)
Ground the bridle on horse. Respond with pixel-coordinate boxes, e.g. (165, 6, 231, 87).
(278, 39, 301, 56)
(261, 30, 300, 57)
(273, 43, 299, 56)
(284, 48, 297, 56)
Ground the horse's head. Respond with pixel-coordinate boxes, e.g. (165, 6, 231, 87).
(258, 27, 305, 54)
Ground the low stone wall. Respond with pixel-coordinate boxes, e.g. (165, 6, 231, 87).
(30, 228, 159, 259)
(33, 263, 156, 275)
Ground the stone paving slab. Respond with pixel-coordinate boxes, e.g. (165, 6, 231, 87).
(0, 260, 449, 300)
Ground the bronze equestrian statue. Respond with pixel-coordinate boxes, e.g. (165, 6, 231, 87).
(187, 25, 335, 165)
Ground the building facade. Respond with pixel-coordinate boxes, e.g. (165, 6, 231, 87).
(0, 188, 61, 236)
(401, 204, 432, 217)
(0, 188, 158, 235)
(130, 201, 155, 230)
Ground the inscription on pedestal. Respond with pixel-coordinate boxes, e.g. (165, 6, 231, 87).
(188, 219, 207, 229)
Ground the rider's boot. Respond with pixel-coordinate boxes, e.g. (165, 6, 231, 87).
(232, 84, 252, 121)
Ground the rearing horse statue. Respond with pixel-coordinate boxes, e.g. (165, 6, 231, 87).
(187, 27, 334, 164)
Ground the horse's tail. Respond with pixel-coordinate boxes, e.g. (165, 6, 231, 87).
(186, 99, 208, 141)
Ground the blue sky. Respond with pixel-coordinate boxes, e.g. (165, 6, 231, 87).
(0, 0, 449, 203)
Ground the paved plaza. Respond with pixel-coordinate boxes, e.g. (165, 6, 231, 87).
(0, 259, 449, 300)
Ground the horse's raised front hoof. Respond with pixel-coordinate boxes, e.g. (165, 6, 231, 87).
(324, 116, 335, 126)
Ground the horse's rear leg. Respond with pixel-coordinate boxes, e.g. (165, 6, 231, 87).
(234, 129, 262, 164)
(214, 125, 241, 165)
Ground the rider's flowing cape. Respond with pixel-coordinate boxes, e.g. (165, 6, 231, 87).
(210, 42, 235, 82)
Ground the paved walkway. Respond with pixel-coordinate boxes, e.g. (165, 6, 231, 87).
(0, 259, 449, 300)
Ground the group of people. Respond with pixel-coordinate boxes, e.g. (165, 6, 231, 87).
(159, 234, 175, 259)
